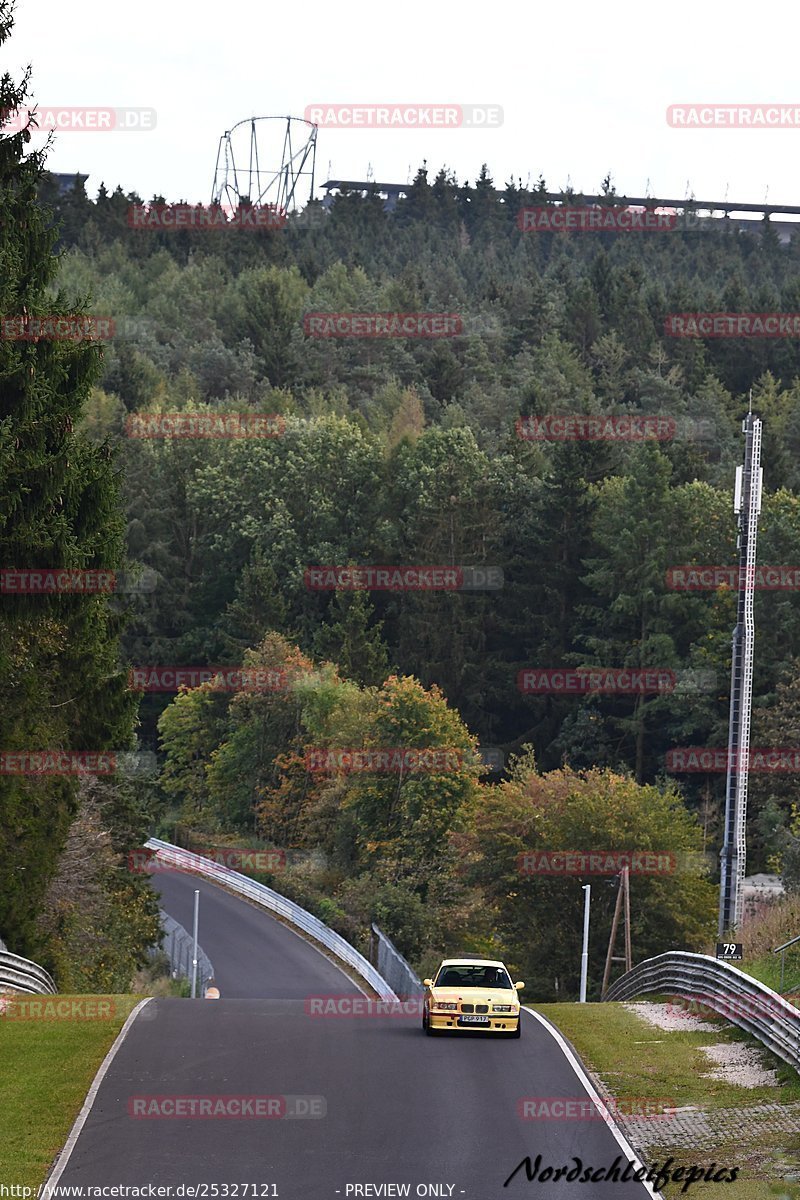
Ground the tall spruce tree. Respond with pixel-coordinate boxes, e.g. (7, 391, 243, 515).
(0, 2, 137, 957)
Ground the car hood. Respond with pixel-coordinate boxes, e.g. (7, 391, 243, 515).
(429, 986, 518, 1002)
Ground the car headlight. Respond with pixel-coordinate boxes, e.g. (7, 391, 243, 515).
(435, 1002, 458, 1010)
(493, 1005, 515, 1012)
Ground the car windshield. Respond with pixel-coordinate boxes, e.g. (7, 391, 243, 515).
(434, 964, 513, 989)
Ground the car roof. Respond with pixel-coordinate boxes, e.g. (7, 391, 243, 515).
(438, 958, 506, 969)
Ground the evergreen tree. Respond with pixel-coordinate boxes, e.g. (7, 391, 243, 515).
(312, 589, 392, 687)
(0, 1, 137, 957)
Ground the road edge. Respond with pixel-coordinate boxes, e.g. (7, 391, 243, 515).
(43, 997, 153, 1189)
(522, 1006, 664, 1198)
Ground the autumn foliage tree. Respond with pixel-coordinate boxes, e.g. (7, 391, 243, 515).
(463, 756, 717, 998)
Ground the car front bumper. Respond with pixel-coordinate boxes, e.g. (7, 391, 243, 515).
(428, 1011, 520, 1032)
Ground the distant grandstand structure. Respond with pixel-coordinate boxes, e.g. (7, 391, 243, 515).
(545, 191, 800, 242)
(316, 182, 800, 241)
(48, 172, 88, 196)
(320, 179, 409, 212)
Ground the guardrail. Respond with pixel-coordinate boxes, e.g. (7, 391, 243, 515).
(604, 951, 800, 1072)
(371, 924, 423, 998)
(145, 838, 398, 1001)
(149, 909, 216, 997)
(773, 932, 800, 992)
(0, 950, 57, 995)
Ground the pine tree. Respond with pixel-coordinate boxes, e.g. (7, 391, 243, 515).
(312, 589, 392, 687)
(0, 1, 137, 957)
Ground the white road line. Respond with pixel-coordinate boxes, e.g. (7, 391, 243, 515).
(44, 998, 153, 1190)
(522, 1006, 663, 1198)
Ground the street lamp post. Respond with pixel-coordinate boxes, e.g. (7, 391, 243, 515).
(580, 884, 591, 1003)
(190, 889, 199, 999)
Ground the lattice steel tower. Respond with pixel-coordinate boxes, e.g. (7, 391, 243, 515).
(211, 117, 317, 212)
(718, 410, 763, 936)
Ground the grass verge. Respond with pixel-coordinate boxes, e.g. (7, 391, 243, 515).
(0, 995, 141, 1187)
(533, 1000, 800, 1198)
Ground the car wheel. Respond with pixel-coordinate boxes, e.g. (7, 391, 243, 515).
(508, 1020, 522, 1039)
(423, 1007, 439, 1036)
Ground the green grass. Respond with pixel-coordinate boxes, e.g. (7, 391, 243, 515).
(737, 952, 800, 998)
(533, 1001, 800, 1110)
(0, 995, 141, 1186)
(624, 1138, 800, 1199)
(533, 1001, 800, 1197)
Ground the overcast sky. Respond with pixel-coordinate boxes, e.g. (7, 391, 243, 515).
(7, 0, 800, 210)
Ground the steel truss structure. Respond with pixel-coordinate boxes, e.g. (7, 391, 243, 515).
(211, 116, 317, 213)
(719, 411, 763, 935)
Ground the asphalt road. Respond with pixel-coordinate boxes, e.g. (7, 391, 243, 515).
(151, 868, 357, 999)
(52, 868, 658, 1198)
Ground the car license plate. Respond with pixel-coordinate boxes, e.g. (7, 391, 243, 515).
(459, 1014, 490, 1024)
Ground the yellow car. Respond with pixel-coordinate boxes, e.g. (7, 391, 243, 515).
(422, 958, 525, 1037)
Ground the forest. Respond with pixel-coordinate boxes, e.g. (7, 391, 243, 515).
(5, 52, 800, 994)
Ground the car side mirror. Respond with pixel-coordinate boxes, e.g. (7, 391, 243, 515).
(423, 979, 433, 988)
(515, 981, 525, 990)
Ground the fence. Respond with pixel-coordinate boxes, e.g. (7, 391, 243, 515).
(371, 924, 424, 998)
(0, 950, 57, 995)
(150, 909, 216, 996)
(145, 838, 397, 1000)
(605, 950, 800, 1073)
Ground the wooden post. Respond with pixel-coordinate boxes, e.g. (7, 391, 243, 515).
(601, 867, 633, 997)
(622, 866, 632, 973)
(601, 874, 624, 998)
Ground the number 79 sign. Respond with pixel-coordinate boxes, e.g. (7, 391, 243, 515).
(716, 942, 743, 960)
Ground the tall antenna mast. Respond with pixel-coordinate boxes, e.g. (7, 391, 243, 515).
(718, 404, 763, 935)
